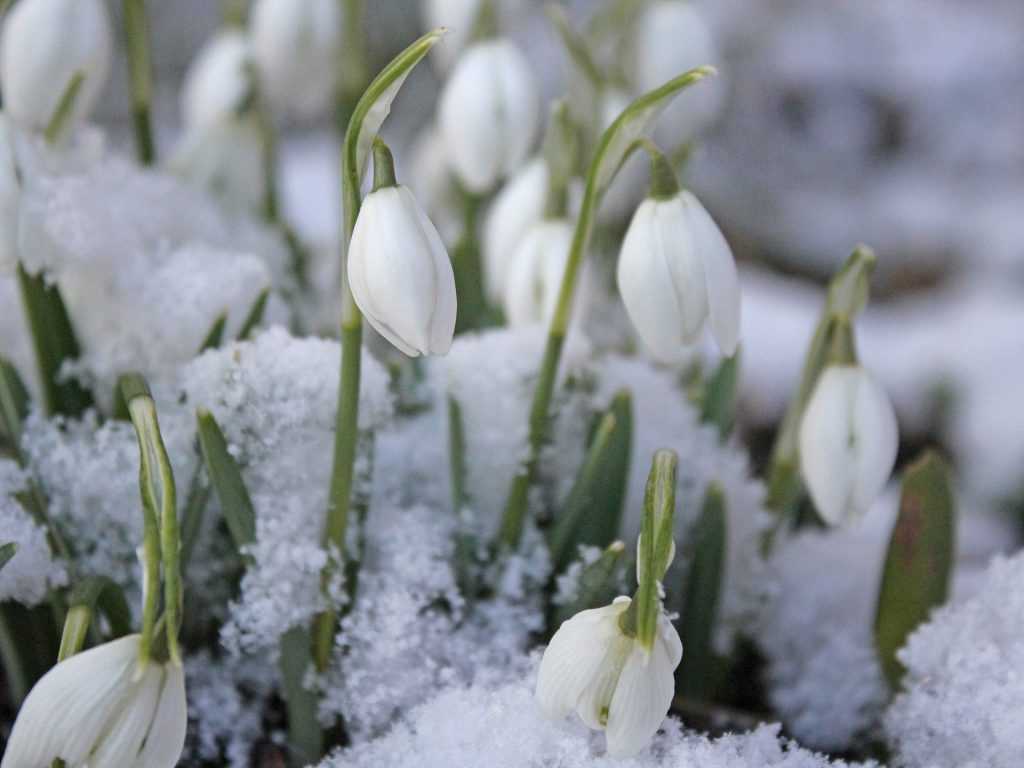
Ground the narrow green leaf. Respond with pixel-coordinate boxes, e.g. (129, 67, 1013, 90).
(198, 312, 228, 353)
(237, 287, 270, 341)
(548, 391, 632, 573)
(178, 458, 212, 569)
(551, 540, 627, 629)
(448, 396, 478, 597)
(0, 358, 30, 449)
(701, 352, 740, 439)
(16, 264, 93, 417)
(0, 601, 60, 706)
(546, 5, 602, 127)
(279, 626, 324, 765)
(44, 70, 85, 144)
(875, 450, 956, 690)
(196, 408, 256, 551)
(0, 542, 16, 571)
(678, 484, 726, 700)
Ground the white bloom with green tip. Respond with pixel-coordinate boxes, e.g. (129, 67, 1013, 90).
(1, 634, 187, 768)
(503, 218, 572, 328)
(438, 38, 539, 193)
(617, 190, 741, 360)
(180, 30, 253, 133)
(0, 0, 112, 133)
(348, 185, 457, 357)
(799, 364, 899, 526)
(536, 596, 683, 758)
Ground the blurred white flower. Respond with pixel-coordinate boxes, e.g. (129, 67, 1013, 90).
(536, 596, 683, 758)
(0, 0, 112, 133)
(438, 38, 539, 193)
(250, 0, 341, 118)
(633, 1, 722, 145)
(408, 124, 462, 246)
(1, 634, 186, 768)
(423, 0, 481, 72)
(348, 185, 457, 356)
(798, 364, 899, 527)
(483, 157, 548, 304)
(617, 190, 740, 360)
(180, 30, 253, 133)
(598, 88, 648, 221)
(503, 218, 572, 328)
(170, 115, 265, 212)
(0, 114, 21, 269)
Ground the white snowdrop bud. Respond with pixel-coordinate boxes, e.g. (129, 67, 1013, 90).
(438, 38, 539, 193)
(482, 157, 548, 304)
(181, 30, 253, 132)
(536, 596, 683, 758)
(250, 0, 341, 118)
(634, 1, 722, 144)
(423, 0, 481, 72)
(0, 0, 112, 133)
(503, 218, 572, 328)
(617, 189, 740, 360)
(408, 124, 462, 246)
(798, 364, 899, 527)
(348, 141, 457, 357)
(1, 634, 187, 768)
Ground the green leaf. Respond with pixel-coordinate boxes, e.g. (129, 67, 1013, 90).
(279, 626, 324, 765)
(551, 540, 627, 630)
(448, 396, 478, 597)
(237, 287, 270, 341)
(678, 484, 726, 700)
(198, 312, 228, 352)
(196, 408, 256, 551)
(546, 6, 602, 127)
(0, 542, 16, 571)
(547, 391, 632, 573)
(16, 264, 93, 417)
(875, 450, 956, 690)
(44, 70, 85, 144)
(0, 358, 30, 451)
(701, 352, 740, 438)
(0, 601, 60, 706)
(178, 458, 213, 570)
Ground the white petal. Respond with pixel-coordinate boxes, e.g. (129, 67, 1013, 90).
(535, 598, 630, 720)
(482, 158, 548, 304)
(180, 31, 252, 132)
(135, 663, 188, 768)
(1, 635, 139, 768)
(575, 632, 633, 730)
(89, 664, 163, 768)
(849, 368, 899, 514)
(411, 190, 458, 355)
(605, 641, 677, 758)
(681, 191, 740, 355)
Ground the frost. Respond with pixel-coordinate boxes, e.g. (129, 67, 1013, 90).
(885, 551, 1024, 768)
(0, 460, 67, 604)
(317, 659, 877, 768)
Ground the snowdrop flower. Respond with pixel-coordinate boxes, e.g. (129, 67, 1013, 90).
(250, 0, 341, 118)
(438, 38, 539, 193)
(348, 141, 457, 357)
(617, 189, 740, 360)
(483, 158, 549, 303)
(0, 115, 21, 269)
(536, 596, 683, 758)
(633, 1, 722, 144)
(503, 218, 572, 328)
(1, 634, 186, 768)
(170, 115, 265, 212)
(408, 124, 462, 246)
(181, 30, 253, 133)
(799, 364, 899, 526)
(0, 0, 112, 133)
(423, 0, 481, 72)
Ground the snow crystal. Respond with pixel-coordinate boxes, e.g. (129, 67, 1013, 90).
(0, 459, 67, 604)
(317, 659, 877, 768)
(758, 490, 1018, 750)
(885, 550, 1024, 768)
(178, 327, 393, 654)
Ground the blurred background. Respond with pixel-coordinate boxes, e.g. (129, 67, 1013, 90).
(89, 0, 1024, 518)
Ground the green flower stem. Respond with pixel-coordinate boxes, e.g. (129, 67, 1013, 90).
(123, 375, 181, 666)
(56, 605, 91, 662)
(496, 67, 714, 549)
(123, 0, 156, 165)
(334, 0, 368, 137)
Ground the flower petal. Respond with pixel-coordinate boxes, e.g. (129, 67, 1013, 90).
(136, 662, 188, 768)
(849, 367, 899, 514)
(682, 191, 740, 355)
(605, 642, 677, 758)
(89, 663, 163, 768)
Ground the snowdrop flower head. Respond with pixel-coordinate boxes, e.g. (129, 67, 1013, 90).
(170, 114, 265, 212)
(0, 114, 21, 270)
(536, 596, 683, 758)
(439, 37, 539, 193)
(250, 0, 341, 118)
(617, 184, 740, 360)
(503, 218, 573, 328)
(799, 364, 899, 526)
(423, 0, 482, 72)
(181, 30, 253, 133)
(1, 634, 187, 768)
(482, 157, 549, 304)
(348, 139, 457, 357)
(0, 0, 112, 133)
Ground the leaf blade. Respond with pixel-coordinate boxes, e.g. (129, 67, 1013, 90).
(196, 408, 256, 551)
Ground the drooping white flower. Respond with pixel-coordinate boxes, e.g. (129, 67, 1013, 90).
(0, 0, 112, 133)
(483, 158, 549, 304)
(422, 0, 481, 72)
(798, 364, 899, 526)
(348, 185, 457, 357)
(617, 190, 740, 360)
(250, 0, 341, 118)
(536, 596, 683, 758)
(408, 124, 462, 246)
(503, 218, 572, 328)
(180, 30, 253, 133)
(0, 114, 22, 269)
(1, 634, 187, 768)
(438, 38, 539, 193)
(169, 115, 266, 212)
(633, 1, 722, 147)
